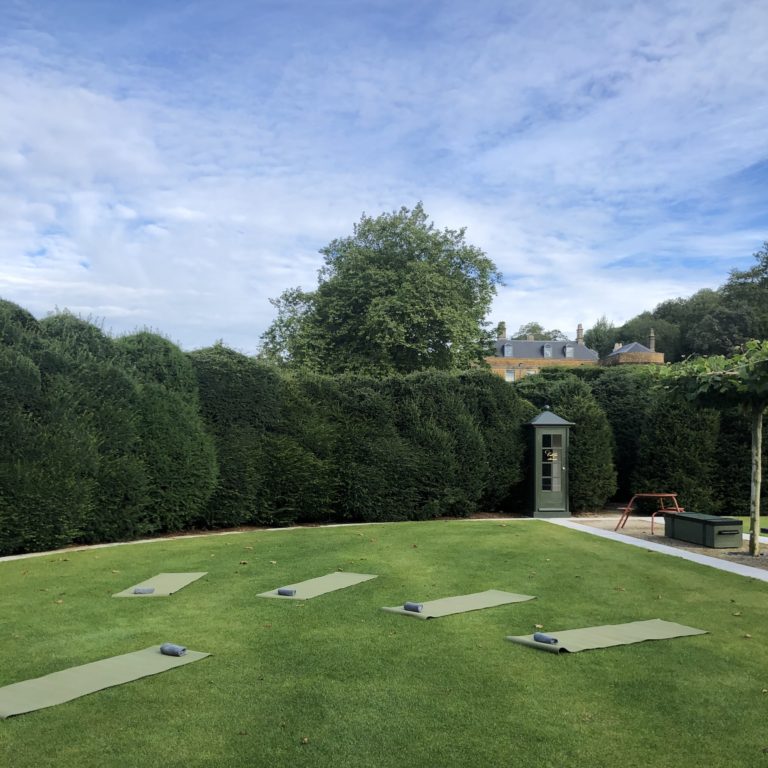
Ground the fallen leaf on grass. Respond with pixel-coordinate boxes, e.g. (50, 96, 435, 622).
(534, 624, 544, 629)
(239, 560, 248, 565)
(54, 599, 64, 605)
(269, 560, 277, 565)
(300, 737, 309, 745)
(744, 633, 753, 639)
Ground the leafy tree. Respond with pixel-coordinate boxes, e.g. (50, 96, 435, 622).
(584, 315, 617, 359)
(721, 241, 768, 341)
(615, 313, 679, 359)
(683, 305, 757, 356)
(661, 340, 768, 554)
(259, 203, 501, 375)
(512, 322, 567, 340)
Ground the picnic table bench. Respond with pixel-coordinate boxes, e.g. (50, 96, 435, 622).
(614, 493, 684, 534)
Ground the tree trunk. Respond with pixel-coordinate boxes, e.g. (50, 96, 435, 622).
(749, 403, 764, 557)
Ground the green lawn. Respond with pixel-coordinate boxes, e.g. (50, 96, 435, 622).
(1, 520, 767, 768)
(737, 516, 768, 529)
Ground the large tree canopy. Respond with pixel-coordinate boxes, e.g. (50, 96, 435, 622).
(512, 322, 567, 341)
(259, 204, 501, 375)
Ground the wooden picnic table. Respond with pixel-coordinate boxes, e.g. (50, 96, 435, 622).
(614, 493, 684, 534)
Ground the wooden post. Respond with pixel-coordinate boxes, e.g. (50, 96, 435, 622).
(750, 403, 764, 557)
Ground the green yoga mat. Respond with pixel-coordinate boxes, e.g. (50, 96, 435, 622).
(506, 619, 707, 654)
(258, 571, 377, 600)
(0, 646, 210, 719)
(113, 572, 208, 597)
(382, 589, 536, 619)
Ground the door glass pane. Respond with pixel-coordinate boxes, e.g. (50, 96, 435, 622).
(541, 433, 562, 493)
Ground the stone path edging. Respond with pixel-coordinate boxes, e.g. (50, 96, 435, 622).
(546, 518, 768, 583)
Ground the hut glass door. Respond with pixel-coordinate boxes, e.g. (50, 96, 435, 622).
(540, 433, 565, 509)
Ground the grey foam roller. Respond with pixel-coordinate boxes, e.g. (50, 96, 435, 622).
(277, 587, 297, 596)
(133, 587, 155, 595)
(404, 602, 423, 613)
(160, 642, 187, 657)
(533, 632, 558, 645)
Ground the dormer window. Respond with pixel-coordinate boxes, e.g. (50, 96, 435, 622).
(542, 343, 552, 358)
(502, 343, 513, 357)
(564, 345, 574, 358)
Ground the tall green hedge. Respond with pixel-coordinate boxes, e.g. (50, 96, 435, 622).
(189, 345, 285, 527)
(589, 367, 655, 499)
(0, 307, 218, 555)
(4, 295, 759, 555)
(114, 332, 217, 534)
(515, 373, 617, 511)
(633, 391, 720, 514)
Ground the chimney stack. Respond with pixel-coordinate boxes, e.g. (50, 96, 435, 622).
(648, 327, 656, 352)
(576, 323, 584, 345)
(497, 321, 507, 340)
(613, 341, 622, 351)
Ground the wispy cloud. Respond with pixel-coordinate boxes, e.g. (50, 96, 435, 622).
(0, 0, 766, 351)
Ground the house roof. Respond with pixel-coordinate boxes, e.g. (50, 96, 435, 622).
(527, 409, 575, 427)
(609, 342, 652, 356)
(494, 338, 598, 361)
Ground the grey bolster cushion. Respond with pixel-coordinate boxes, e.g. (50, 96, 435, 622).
(533, 632, 558, 645)
(160, 642, 187, 656)
(277, 587, 297, 596)
(404, 602, 423, 613)
(133, 587, 155, 595)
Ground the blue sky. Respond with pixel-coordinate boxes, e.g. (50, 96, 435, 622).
(1, 0, 766, 352)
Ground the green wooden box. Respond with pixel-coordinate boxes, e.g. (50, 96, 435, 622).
(664, 512, 743, 548)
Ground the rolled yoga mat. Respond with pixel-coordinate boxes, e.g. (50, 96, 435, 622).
(533, 632, 558, 645)
(277, 588, 297, 597)
(113, 572, 208, 597)
(404, 602, 423, 613)
(0, 646, 210, 719)
(382, 590, 536, 620)
(258, 572, 377, 600)
(160, 643, 187, 657)
(506, 619, 707, 654)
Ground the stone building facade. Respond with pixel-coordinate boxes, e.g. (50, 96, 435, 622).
(485, 323, 599, 382)
(486, 324, 665, 381)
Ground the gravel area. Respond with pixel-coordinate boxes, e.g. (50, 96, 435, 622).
(571, 513, 768, 571)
